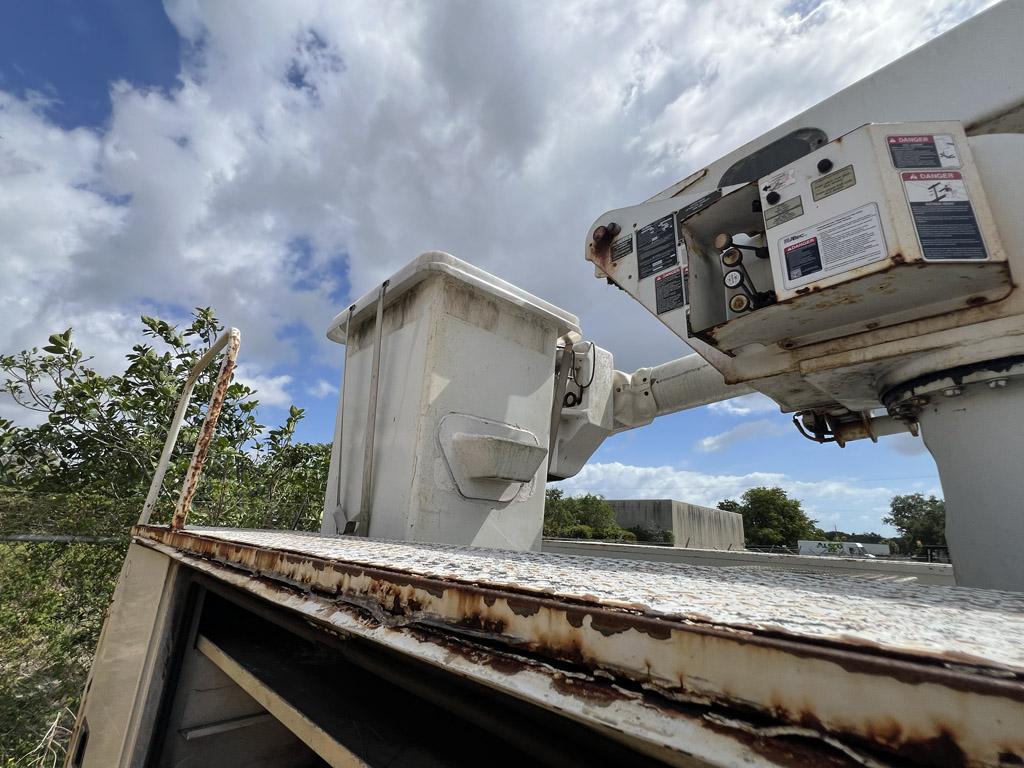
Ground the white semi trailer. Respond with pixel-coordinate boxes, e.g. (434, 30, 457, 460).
(66, 3, 1024, 766)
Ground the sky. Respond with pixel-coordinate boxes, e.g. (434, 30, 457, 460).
(0, 0, 998, 535)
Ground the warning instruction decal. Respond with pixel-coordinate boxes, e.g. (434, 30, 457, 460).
(636, 214, 678, 279)
(811, 165, 856, 201)
(783, 237, 822, 280)
(901, 171, 986, 261)
(779, 203, 886, 289)
(764, 196, 804, 229)
(655, 267, 686, 314)
(676, 189, 721, 223)
(611, 234, 633, 262)
(887, 134, 960, 169)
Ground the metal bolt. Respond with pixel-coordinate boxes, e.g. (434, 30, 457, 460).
(592, 222, 620, 244)
(989, 378, 1008, 389)
(943, 387, 962, 397)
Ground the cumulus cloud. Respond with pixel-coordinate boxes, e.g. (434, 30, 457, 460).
(234, 365, 293, 408)
(553, 461, 899, 533)
(0, 0, 995, 383)
(306, 378, 337, 399)
(696, 418, 787, 452)
(708, 393, 780, 417)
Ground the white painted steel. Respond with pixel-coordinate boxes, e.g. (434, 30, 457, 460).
(322, 252, 579, 550)
(917, 377, 1024, 591)
(613, 355, 753, 431)
(550, 350, 752, 478)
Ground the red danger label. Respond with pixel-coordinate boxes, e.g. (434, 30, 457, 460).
(888, 136, 932, 144)
(902, 171, 962, 181)
(656, 266, 680, 280)
(784, 236, 817, 253)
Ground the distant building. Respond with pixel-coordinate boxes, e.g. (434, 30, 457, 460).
(798, 540, 891, 557)
(606, 499, 744, 551)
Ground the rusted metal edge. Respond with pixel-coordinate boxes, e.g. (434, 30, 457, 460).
(132, 526, 1014, 678)
(138, 328, 241, 528)
(172, 331, 240, 530)
(139, 536, 865, 768)
(133, 525, 1024, 767)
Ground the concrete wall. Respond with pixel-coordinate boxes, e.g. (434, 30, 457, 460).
(607, 499, 674, 532)
(607, 499, 744, 551)
(672, 503, 744, 550)
(541, 539, 955, 586)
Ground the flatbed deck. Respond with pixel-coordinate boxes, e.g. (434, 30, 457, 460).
(132, 524, 1024, 767)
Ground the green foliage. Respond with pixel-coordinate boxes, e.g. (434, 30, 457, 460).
(718, 487, 822, 547)
(0, 543, 122, 765)
(822, 530, 893, 546)
(627, 525, 674, 544)
(543, 489, 628, 540)
(0, 310, 332, 761)
(883, 493, 946, 555)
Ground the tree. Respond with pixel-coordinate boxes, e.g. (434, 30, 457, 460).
(0, 310, 328, 534)
(883, 494, 946, 555)
(0, 310, 331, 761)
(718, 487, 821, 547)
(543, 489, 630, 540)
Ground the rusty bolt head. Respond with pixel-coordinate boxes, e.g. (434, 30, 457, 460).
(714, 232, 733, 251)
(592, 223, 621, 244)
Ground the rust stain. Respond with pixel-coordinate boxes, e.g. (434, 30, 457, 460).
(886, 729, 965, 768)
(172, 332, 240, 530)
(507, 597, 541, 617)
(132, 525, 1024, 766)
(549, 672, 620, 707)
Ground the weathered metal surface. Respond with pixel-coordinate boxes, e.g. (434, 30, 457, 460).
(171, 331, 240, 530)
(540, 539, 956, 585)
(134, 525, 1024, 767)
(140, 534, 863, 767)
(139, 327, 241, 527)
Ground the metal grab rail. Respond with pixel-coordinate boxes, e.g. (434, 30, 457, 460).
(138, 328, 241, 529)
